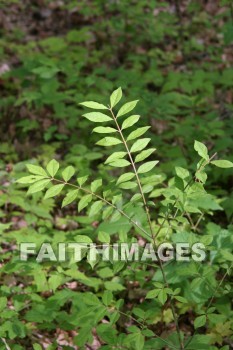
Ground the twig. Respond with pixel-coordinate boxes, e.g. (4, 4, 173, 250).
(109, 107, 185, 350)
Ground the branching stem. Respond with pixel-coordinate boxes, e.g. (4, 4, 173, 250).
(53, 178, 151, 240)
(109, 107, 184, 349)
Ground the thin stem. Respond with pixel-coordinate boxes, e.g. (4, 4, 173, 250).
(193, 212, 204, 231)
(206, 263, 232, 309)
(184, 263, 232, 349)
(154, 152, 217, 239)
(116, 309, 179, 349)
(109, 107, 184, 349)
(0, 338, 11, 350)
(53, 178, 151, 240)
(109, 107, 154, 237)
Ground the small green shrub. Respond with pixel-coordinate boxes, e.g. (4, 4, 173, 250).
(16, 88, 233, 350)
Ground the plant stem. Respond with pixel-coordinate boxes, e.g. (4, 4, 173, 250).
(109, 107, 184, 349)
(53, 178, 151, 240)
(154, 152, 217, 239)
(184, 263, 232, 349)
(116, 309, 179, 349)
(109, 107, 154, 237)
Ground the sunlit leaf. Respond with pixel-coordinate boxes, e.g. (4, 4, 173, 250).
(78, 194, 92, 212)
(89, 200, 103, 216)
(117, 172, 135, 184)
(46, 159, 59, 177)
(62, 166, 75, 182)
(27, 164, 47, 177)
(211, 160, 233, 168)
(27, 179, 51, 195)
(83, 112, 112, 122)
(122, 115, 140, 130)
(91, 179, 102, 192)
(110, 87, 122, 108)
(130, 138, 150, 153)
(96, 137, 122, 146)
(80, 101, 107, 109)
(62, 189, 79, 207)
(127, 126, 150, 141)
(175, 166, 190, 179)
(44, 184, 64, 199)
(105, 152, 127, 164)
(118, 181, 137, 189)
(93, 126, 117, 133)
(135, 148, 156, 163)
(77, 175, 89, 186)
(194, 141, 209, 161)
(137, 161, 159, 174)
(17, 175, 46, 184)
(109, 159, 130, 167)
(117, 100, 139, 118)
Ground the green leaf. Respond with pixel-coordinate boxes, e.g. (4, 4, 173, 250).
(48, 274, 64, 292)
(62, 189, 79, 207)
(196, 170, 207, 183)
(194, 141, 209, 161)
(83, 112, 112, 122)
(27, 164, 47, 177)
(0, 297, 7, 311)
(146, 289, 159, 299)
(75, 235, 92, 244)
(87, 246, 100, 268)
(117, 172, 135, 184)
(175, 166, 190, 179)
(130, 138, 150, 153)
(122, 115, 140, 130)
(130, 193, 141, 202)
(80, 101, 107, 109)
(127, 332, 144, 350)
(62, 166, 75, 182)
(109, 159, 130, 167)
(137, 161, 158, 174)
(127, 126, 150, 141)
(44, 184, 64, 199)
(220, 250, 233, 261)
(118, 181, 137, 189)
(211, 160, 233, 168)
(135, 148, 156, 163)
(174, 296, 188, 303)
(142, 184, 153, 193)
(96, 137, 122, 147)
(93, 126, 116, 133)
(98, 231, 110, 243)
(104, 281, 125, 291)
(78, 194, 92, 212)
(110, 87, 122, 108)
(105, 152, 127, 164)
(77, 175, 89, 186)
(27, 179, 51, 195)
(158, 289, 167, 305)
(117, 100, 139, 118)
(17, 175, 46, 184)
(33, 344, 43, 350)
(91, 179, 102, 192)
(89, 200, 103, 216)
(46, 159, 59, 177)
(194, 315, 206, 329)
(102, 290, 113, 306)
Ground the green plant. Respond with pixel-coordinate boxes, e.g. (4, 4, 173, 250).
(16, 88, 233, 350)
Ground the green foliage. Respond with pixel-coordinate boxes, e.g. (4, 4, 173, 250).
(1, 1, 233, 349)
(14, 89, 233, 350)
